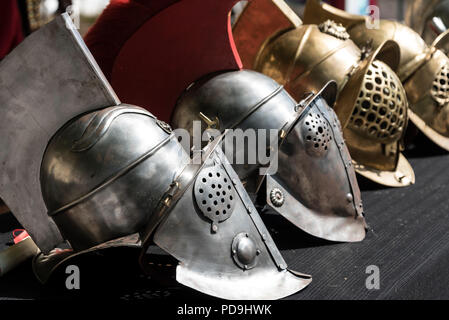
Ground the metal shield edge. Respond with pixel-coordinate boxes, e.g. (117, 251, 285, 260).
(0, 13, 120, 253)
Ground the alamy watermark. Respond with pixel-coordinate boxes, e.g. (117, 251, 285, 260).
(65, 265, 80, 290)
(173, 120, 279, 176)
(365, 265, 380, 290)
(366, 5, 380, 30)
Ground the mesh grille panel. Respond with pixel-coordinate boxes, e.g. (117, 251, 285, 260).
(349, 60, 407, 144)
(431, 63, 449, 107)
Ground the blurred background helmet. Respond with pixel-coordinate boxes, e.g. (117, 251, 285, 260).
(233, 0, 414, 187)
(304, 0, 449, 153)
(405, 0, 449, 46)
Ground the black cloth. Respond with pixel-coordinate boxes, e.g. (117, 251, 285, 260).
(0, 133, 448, 300)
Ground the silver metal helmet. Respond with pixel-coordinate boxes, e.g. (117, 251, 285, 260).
(139, 136, 312, 300)
(172, 70, 367, 243)
(0, 12, 186, 278)
(40, 105, 187, 252)
(0, 14, 311, 299)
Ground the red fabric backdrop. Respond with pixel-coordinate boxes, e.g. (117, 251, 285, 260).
(0, 0, 24, 59)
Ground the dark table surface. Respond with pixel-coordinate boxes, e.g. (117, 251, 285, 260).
(1, 132, 448, 300)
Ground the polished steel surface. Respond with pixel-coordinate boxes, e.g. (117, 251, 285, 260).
(269, 188, 285, 207)
(36, 117, 311, 300)
(3, 8, 307, 300)
(152, 140, 311, 299)
(172, 70, 366, 242)
(0, 14, 119, 253)
(265, 93, 365, 241)
(193, 165, 236, 226)
(41, 105, 189, 251)
(231, 232, 259, 270)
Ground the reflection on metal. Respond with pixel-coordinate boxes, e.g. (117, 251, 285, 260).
(41, 105, 187, 251)
(265, 93, 366, 241)
(194, 165, 236, 226)
(199, 112, 220, 130)
(353, 154, 415, 187)
(269, 188, 285, 208)
(231, 232, 259, 270)
(71, 106, 155, 152)
(156, 120, 173, 134)
(318, 20, 350, 40)
(173, 72, 367, 242)
(149, 137, 311, 300)
(3, 11, 310, 300)
(408, 109, 449, 151)
(303, 0, 449, 153)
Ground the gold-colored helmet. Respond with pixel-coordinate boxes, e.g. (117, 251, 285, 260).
(405, 0, 446, 45)
(304, 0, 449, 152)
(233, 0, 414, 187)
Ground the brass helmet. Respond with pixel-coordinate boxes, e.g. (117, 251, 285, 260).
(304, 0, 449, 152)
(405, 0, 448, 45)
(233, 0, 414, 187)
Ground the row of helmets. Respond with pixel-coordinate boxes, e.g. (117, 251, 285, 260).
(0, 1, 357, 300)
(234, 0, 449, 187)
(0, 0, 447, 300)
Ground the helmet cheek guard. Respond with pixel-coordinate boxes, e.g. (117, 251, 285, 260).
(142, 138, 311, 300)
(266, 86, 365, 242)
